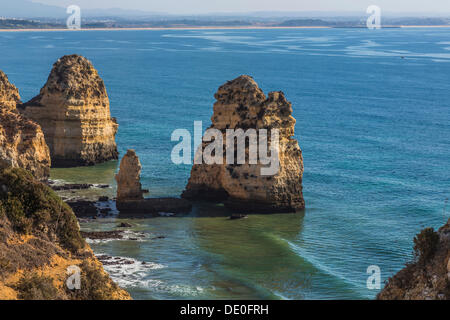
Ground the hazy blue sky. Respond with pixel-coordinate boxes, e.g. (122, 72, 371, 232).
(32, 0, 449, 14)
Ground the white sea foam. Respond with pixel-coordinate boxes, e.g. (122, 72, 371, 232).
(98, 255, 165, 288)
(158, 212, 175, 217)
(98, 253, 205, 295)
(86, 230, 150, 244)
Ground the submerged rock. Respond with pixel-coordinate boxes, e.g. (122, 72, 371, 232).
(182, 75, 304, 213)
(19, 55, 118, 167)
(116, 197, 192, 216)
(81, 230, 124, 240)
(378, 220, 450, 300)
(66, 200, 98, 218)
(115, 149, 145, 201)
(117, 222, 133, 228)
(229, 214, 248, 220)
(0, 71, 51, 181)
(50, 183, 93, 191)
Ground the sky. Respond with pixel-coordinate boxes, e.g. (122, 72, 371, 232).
(32, 0, 450, 15)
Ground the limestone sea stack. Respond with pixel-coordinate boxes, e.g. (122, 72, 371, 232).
(19, 55, 118, 167)
(0, 71, 51, 180)
(115, 150, 192, 215)
(182, 75, 304, 213)
(115, 149, 145, 201)
(378, 221, 450, 300)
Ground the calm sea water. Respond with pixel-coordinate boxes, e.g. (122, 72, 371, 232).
(1, 28, 449, 300)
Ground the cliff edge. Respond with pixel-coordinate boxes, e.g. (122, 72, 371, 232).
(0, 71, 51, 181)
(378, 221, 450, 300)
(0, 168, 130, 300)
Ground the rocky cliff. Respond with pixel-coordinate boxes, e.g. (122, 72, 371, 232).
(182, 75, 304, 213)
(0, 168, 130, 300)
(0, 71, 51, 181)
(378, 221, 450, 300)
(19, 55, 118, 167)
(115, 149, 144, 201)
(0, 71, 21, 111)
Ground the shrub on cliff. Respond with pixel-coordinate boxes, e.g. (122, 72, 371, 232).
(413, 227, 440, 265)
(14, 273, 60, 300)
(0, 167, 84, 252)
(66, 260, 122, 300)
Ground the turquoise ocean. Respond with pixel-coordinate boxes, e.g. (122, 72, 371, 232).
(1, 27, 449, 299)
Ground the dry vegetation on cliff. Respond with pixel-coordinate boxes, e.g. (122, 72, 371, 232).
(378, 222, 450, 300)
(0, 168, 130, 300)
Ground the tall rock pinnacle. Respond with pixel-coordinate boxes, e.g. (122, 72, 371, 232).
(182, 75, 304, 213)
(115, 149, 145, 201)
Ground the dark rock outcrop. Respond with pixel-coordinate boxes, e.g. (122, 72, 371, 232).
(116, 198, 192, 216)
(66, 200, 98, 218)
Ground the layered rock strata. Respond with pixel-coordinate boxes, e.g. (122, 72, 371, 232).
(0, 71, 51, 180)
(0, 71, 21, 111)
(19, 55, 118, 167)
(182, 75, 304, 213)
(115, 149, 144, 201)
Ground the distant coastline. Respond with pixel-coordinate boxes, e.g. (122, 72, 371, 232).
(1, 25, 450, 32)
(0, 26, 331, 32)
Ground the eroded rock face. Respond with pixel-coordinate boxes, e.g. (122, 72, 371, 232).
(377, 221, 450, 300)
(182, 75, 304, 213)
(0, 71, 21, 111)
(0, 71, 51, 181)
(19, 55, 118, 167)
(115, 149, 144, 201)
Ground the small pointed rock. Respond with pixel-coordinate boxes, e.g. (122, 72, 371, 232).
(115, 149, 145, 201)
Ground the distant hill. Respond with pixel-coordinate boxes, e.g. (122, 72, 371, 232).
(0, 0, 161, 19)
(0, 2, 448, 29)
(0, 0, 65, 18)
